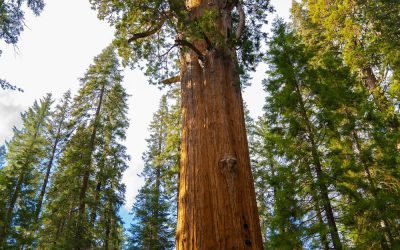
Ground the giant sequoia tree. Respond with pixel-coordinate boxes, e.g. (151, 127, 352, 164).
(90, 0, 272, 248)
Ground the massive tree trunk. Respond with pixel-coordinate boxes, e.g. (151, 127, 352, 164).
(176, 25, 263, 250)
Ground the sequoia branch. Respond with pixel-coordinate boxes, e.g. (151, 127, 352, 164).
(175, 39, 205, 61)
(161, 75, 181, 84)
(127, 17, 166, 43)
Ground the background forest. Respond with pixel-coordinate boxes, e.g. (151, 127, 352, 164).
(0, 0, 399, 249)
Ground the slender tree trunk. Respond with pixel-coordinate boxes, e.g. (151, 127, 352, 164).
(35, 106, 68, 220)
(150, 165, 162, 246)
(105, 211, 110, 250)
(152, 106, 166, 246)
(293, 82, 342, 249)
(0, 173, 25, 244)
(35, 137, 59, 220)
(76, 81, 106, 247)
(362, 67, 399, 129)
(362, 67, 390, 112)
(305, 163, 329, 250)
(176, 36, 262, 250)
(90, 130, 110, 230)
(90, 181, 102, 226)
(351, 130, 394, 248)
(52, 217, 66, 248)
(0, 127, 40, 245)
(104, 197, 114, 250)
(0, 150, 37, 245)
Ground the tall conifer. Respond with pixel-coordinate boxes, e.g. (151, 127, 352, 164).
(0, 94, 52, 247)
(38, 46, 129, 249)
(128, 89, 180, 249)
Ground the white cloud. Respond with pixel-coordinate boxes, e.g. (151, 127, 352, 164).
(0, 92, 24, 144)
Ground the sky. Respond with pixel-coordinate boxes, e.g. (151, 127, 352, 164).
(0, 0, 291, 225)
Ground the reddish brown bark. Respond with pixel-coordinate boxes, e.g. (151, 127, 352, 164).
(176, 43, 262, 249)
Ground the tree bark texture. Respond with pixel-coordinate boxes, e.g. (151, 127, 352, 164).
(176, 30, 262, 250)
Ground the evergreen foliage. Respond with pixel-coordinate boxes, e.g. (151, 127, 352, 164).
(0, 94, 52, 247)
(248, 19, 400, 249)
(0, 0, 45, 45)
(38, 46, 129, 249)
(128, 88, 180, 249)
(0, 79, 23, 92)
(0, 47, 130, 249)
(0, 0, 45, 91)
(89, 0, 272, 85)
(34, 91, 73, 222)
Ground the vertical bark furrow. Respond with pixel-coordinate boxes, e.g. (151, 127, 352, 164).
(176, 47, 262, 249)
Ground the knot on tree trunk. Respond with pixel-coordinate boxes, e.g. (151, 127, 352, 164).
(218, 157, 237, 174)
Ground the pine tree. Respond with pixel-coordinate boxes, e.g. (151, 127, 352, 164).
(292, 0, 399, 138)
(264, 21, 343, 249)
(249, 16, 400, 249)
(0, 94, 52, 247)
(159, 87, 181, 219)
(291, 4, 400, 247)
(38, 46, 128, 249)
(250, 115, 307, 249)
(35, 90, 73, 222)
(128, 90, 180, 249)
(90, 81, 129, 249)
